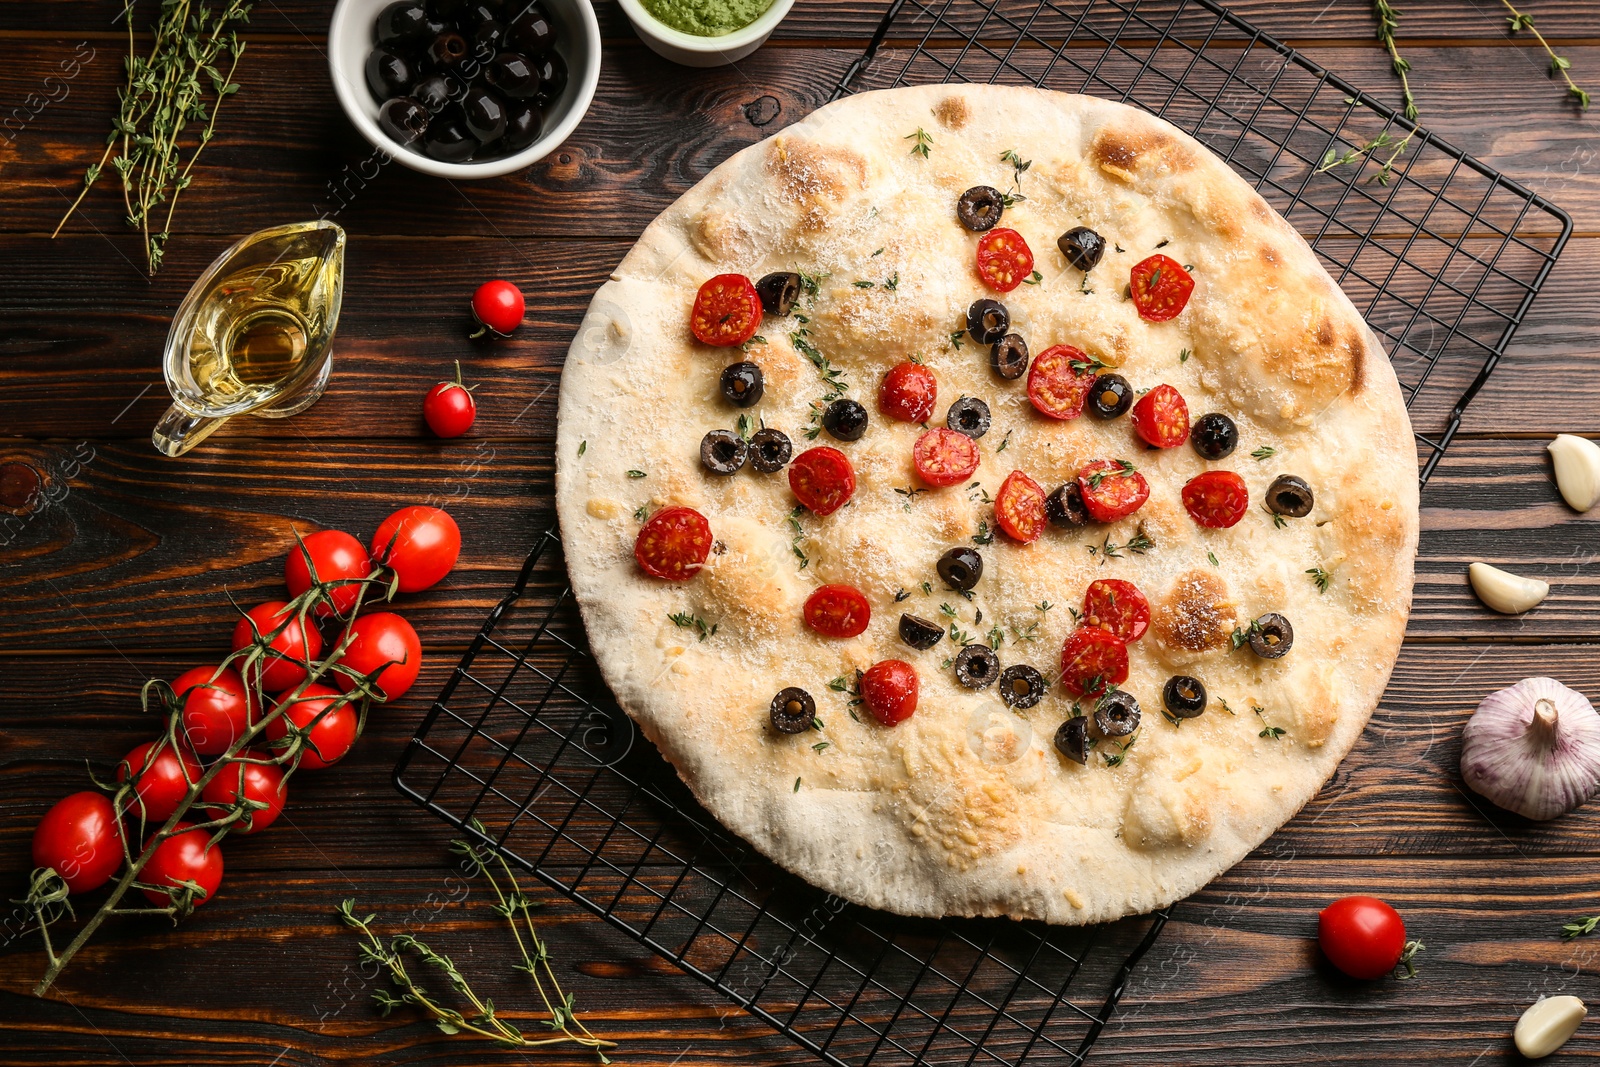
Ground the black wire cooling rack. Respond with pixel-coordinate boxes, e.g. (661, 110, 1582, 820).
(396, 2, 1572, 1062)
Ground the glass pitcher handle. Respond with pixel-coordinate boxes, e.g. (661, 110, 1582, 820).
(152, 404, 228, 457)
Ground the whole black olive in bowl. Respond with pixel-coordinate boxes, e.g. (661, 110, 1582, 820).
(498, 99, 543, 152)
(422, 115, 477, 161)
(365, 48, 415, 101)
(410, 71, 460, 114)
(531, 51, 568, 104)
(461, 85, 508, 142)
(455, 0, 503, 32)
(506, 0, 556, 53)
(469, 18, 506, 60)
(426, 29, 471, 68)
(377, 96, 431, 143)
(377, 0, 432, 46)
(486, 51, 542, 98)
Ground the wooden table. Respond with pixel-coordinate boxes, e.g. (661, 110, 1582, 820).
(4, 1, 1600, 1062)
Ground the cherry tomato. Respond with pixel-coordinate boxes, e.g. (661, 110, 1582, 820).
(231, 601, 323, 693)
(995, 470, 1047, 544)
(975, 228, 1034, 292)
(860, 660, 918, 725)
(1026, 344, 1097, 420)
(1129, 254, 1194, 322)
(1129, 384, 1190, 448)
(285, 529, 373, 617)
(1082, 579, 1150, 642)
(803, 584, 871, 639)
(912, 428, 980, 488)
(634, 505, 713, 581)
(371, 505, 461, 593)
(1058, 628, 1130, 698)
(423, 361, 476, 438)
(788, 446, 857, 516)
(201, 756, 287, 834)
(879, 362, 938, 423)
(1182, 470, 1249, 529)
(117, 740, 202, 822)
(1318, 896, 1408, 980)
(335, 611, 423, 701)
(264, 684, 359, 770)
(690, 273, 762, 347)
(33, 792, 123, 893)
(471, 279, 525, 336)
(1076, 460, 1150, 522)
(140, 823, 224, 907)
(171, 665, 257, 756)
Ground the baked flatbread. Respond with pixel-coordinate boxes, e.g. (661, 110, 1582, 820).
(554, 84, 1417, 925)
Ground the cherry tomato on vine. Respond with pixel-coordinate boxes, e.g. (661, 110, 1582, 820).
(117, 740, 202, 823)
(264, 684, 358, 770)
(423, 360, 477, 439)
(171, 665, 257, 756)
(1318, 896, 1409, 980)
(231, 601, 323, 693)
(33, 792, 123, 893)
(470, 279, 525, 338)
(860, 660, 918, 725)
(689, 274, 762, 347)
(140, 823, 224, 907)
(371, 505, 461, 593)
(335, 611, 422, 701)
(284, 529, 373, 617)
(201, 756, 287, 834)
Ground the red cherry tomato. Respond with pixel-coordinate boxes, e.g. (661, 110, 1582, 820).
(285, 529, 373, 617)
(423, 361, 476, 438)
(788, 446, 857, 516)
(117, 740, 202, 822)
(371, 505, 461, 593)
(471, 279, 525, 336)
(879, 362, 938, 423)
(1082, 579, 1150, 642)
(33, 792, 123, 893)
(1129, 255, 1194, 322)
(231, 601, 323, 693)
(912, 428, 980, 488)
(140, 823, 224, 907)
(994, 470, 1047, 544)
(201, 756, 287, 834)
(1129, 384, 1190, 448)
(975, 228, 1034, 292)
(265, 684, 359, 770)
(1058, 628, 1130, 698)
(335, 611, 422, 702)
(1076, 460, 1150, 523)
(1182, 470, 1249, 529)
(803, 584, 871, 639)
(689, 273, 762, 347)
(1318, 896, 1408, 980)
(171, 665, 257, 756)
(860, 660, 919, 725)
(634, 505, 713, 581)
(1026, 344, 1097, 420)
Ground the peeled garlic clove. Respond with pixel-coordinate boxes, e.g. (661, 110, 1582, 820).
(1469, 562, 1549, 615)
(1549, 434, 1600, 512)
(1462, 677, 1600, 820)
(1516, 994, 1587, 1059)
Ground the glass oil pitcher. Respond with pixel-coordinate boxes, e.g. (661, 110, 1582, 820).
(152, 221, 346, 457)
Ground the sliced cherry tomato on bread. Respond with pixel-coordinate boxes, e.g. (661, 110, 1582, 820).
(879, 362, 938, 423)
(803, 584, 871, 638)
(634, 506, 713, 581)
(912, 428, 980, 488)
(1129, 383, 1190, 448)
(1076, 460, 1150, 522)
(789, 446, 856, 516)
(1026, 344, 1097, 420)
(1059, 627, 1129, 698)
(1082, 579, 1150, 642)
(860, 659, 918, 725)
(689, 274, 762, 347)
(1129, 254, 1194, 322)
(975, 228, 1034, 292)
(995, 470, 1047, 544)
(1182, 470, 1249, 529)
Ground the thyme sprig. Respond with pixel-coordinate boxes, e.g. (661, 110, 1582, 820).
(1502, 0, 1590, 109)
(1372, 0, 1417, 121)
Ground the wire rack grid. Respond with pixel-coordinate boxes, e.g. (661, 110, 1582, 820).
(396, 2, 1571, 1063)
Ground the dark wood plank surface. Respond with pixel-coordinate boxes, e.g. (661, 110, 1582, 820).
(5, 0, 1600, 1064)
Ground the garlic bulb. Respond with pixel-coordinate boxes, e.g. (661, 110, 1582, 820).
(1469, 562, 1549, 615)
(1548, 434, 1600, 512)
(1461, 677, 1600, 821)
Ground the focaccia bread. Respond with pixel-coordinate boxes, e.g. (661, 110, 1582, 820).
(554, 84, 1417, 925)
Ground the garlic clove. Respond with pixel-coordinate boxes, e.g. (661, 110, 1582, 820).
(1515, 994, 1587, 1059)
(1461, 677, 1600, 820)
(1549, 434, 1600, 512)
(1469, 562, 1549, 615)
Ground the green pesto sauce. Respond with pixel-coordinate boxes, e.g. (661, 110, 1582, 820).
(641, 0, 774, 36)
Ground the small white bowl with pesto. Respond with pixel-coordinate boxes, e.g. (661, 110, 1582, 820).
(617, 0, 794, 67)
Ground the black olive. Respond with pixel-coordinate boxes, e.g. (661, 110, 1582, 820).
(485, 51, 539, 98)
(999, 664, 1046, 710)
(454, 0, 502, 31)
(954, 644, 1000, 690)
(946, 396, 990, 439)
(1045, 482, 1089, 527)
(822, 398, 868, 442)
(957, 185, 1005, 232)
(1266, 474, 1314, 518)
(411, 71, 460, 114)
(461, 85, 507, 143)
(1087, 374, 1133, 419)
(755, 272, 801, 317)
(769, 687, 816, 734)
(531, 51, 567, 104)
(1162, 675, 1207, 718)
(427, 30, 470, 67)
(700, 429, 747, 475)
(936, 546, 983, 591)
(505, 0, 556, 54)
(990, 333, 1029, 380)
(966, 298, 1009, 345)
(422, 116, 477, 161)
(365, 49, 415, 101)
(1247, 613, 1294, 659)
(719, 362, 764, 407)
(1094, 690, 1140, 737)
(899, 614, 944, 650)
(377, 96, 431, 144)
(498, 99, 543, 152)
(377, 0, 432, 45)
(427, 0, 466, 19)
(1057, 226, 1107, 272)
(1054, 716, 1089, 765)
(1190, 413, 1238, 460)
(469, 18, 505, 60)
(747, 428, 792, 473)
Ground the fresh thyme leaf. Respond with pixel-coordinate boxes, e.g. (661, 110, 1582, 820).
(1086, 458, 1136, 489)
(1563, 915, 1600, 940)
(905, 127, 934, 158)
(1502, 2, 1590, 110)
(1066, 605, 1081, 624)
(1230, 619, 1264, 651)
(853, 279, 874, 289)
(995, 429, 1013, 453)
(950, 330, 964, 349)
(872, 247, 884, 257)
(921, 580, 933, 595)
(1069, 355, 1111, 376)
(1207, 551, 1220, 568)
(1179, 348, 1190, 364)
(972, 520, 994, 545)
(1218, 697, 1235, 716)
(1011, 621, 1040, 642)
(1251, 445, 1278, 461)
(736, 413, 754, 440)
(894, 588, 910, 602)
(987, 624, 1003, 650)
(1259, 726, 1286, 740)
(794, 777, 802, 792)
(626, 470, 646, 479)
(939, 602, 958, 618)
(633, 505, 648, 522)
(948, 623, 972, 645)
(577, 440, 587, 457)
(885, 272, 899, 291)
(1078, 274, 1094, 296)
(668, 612, 718, 641)
(812, 741, 830, 753)
(1102, 731, 1137, 767)
(1307, 566, 1332, 593)
(1023, 270, 1043, 285)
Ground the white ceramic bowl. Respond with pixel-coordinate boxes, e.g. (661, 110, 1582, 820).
(616, 0, 793, 67)
(327, 0, 600, 179)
